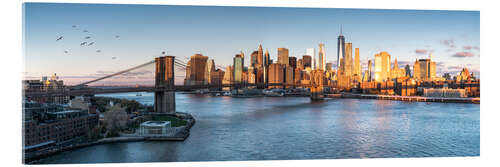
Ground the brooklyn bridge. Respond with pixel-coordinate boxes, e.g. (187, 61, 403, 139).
(23, 56, 328, 113)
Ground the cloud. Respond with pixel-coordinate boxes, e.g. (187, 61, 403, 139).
(415, 49, 428, 55)
(440, 39, 456, 48)
(452, 52, 474, 58)
(447, 66, 463, 70)
(463, 46, 473, 50)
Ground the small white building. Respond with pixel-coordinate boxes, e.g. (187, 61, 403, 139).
(139, 121, 175, 136)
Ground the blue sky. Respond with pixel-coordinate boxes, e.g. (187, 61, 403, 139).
(23, 3, 480, 85)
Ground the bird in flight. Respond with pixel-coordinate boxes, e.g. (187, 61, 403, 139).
(83, 30, 89, 33)
(56, 36, 63, 41)
(111, 56, 117, 60)
(96, 50, 101, 53)
(63, 50, 69, 54)
(72, 25, 77, 28)
(88, 42, 94, 46)
(115, 35, 120, 38)
(84, 36, 91, 39)
(80, 42, 87, 46)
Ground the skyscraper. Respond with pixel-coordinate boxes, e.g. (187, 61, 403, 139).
(374, 51, 391, 82)
(318, 43, 326, 71)
(367, 60, 372, 81)
(233, 53, 244, 83)
(413, 57, 437, 81)
(337, 25, 345, 72)
(264, 49, 270, 83)
(278, 48, 289, 66)
(250, 51, 259, 67)
(306, 48, 315, 69)
(204, 59, 215, 84)
(344, 42, 353, 76)
(289, 57, 297, 69)
(264, 49, 270, 67)
(269, 63, 285, 88)
(354, 48, 361, 81)
(302, 55, 312, 69)
(257, 44, 263, 67)
(185, 54, 208, 85)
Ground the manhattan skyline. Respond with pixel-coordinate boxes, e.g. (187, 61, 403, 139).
(24, 3, 480, 85)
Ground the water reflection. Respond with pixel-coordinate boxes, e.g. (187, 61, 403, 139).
(37, 93, 480, 164)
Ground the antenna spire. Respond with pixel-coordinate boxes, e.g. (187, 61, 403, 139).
(340, 24, 343, 35)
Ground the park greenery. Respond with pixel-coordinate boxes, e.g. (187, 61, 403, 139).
(152, 115, 188, 127)
(92, 96, 145, 114)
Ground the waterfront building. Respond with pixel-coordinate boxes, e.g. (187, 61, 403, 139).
(306, 48, 315, 69)
(423, 88, 467, 98)
(278, 48, 289, 66)
(285, 66, 294, 87)
(294, 68, 303, 84)
(302, 55, 312, 69)
(318, 43, 326, 71)
(337, 26, 346, 72)
(23, 101, 99, 152)
(222, 66, 233, 85)
(268, 63, 285, 88)
(204, 59, 215, 84)
(255, 67, 265, 85)
(233, 53, 244, 83)
(23, 73, 69, 104)
(210, 69, 225, 86)
(185, 54, 208, 85)
(374, 51, 391, 82)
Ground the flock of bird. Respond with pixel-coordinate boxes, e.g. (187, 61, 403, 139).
(56, 25, 120, 60)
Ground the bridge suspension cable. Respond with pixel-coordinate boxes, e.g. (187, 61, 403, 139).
(73, 60, 155, 87)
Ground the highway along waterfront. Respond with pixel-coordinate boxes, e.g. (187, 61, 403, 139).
(36, 92, 479, 164)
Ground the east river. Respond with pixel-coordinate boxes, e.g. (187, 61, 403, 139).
(37, 92, 479, 164)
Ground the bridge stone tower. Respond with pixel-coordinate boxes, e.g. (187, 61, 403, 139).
(155, 56, 176, 113)
(310, 70, 325, 100)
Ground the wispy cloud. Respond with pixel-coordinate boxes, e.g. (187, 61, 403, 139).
(447, 65, 463, 70)
(440, 39, 456, 48)
(452, 52, 474, 58)
(415, 49, 428, 55)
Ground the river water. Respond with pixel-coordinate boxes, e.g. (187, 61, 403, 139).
(37, 92, 479, 164)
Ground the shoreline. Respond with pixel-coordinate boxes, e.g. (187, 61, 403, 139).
(213, 92, 479, 104)
(24, 112, 196, 164)
(337, 93, 480, 104)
